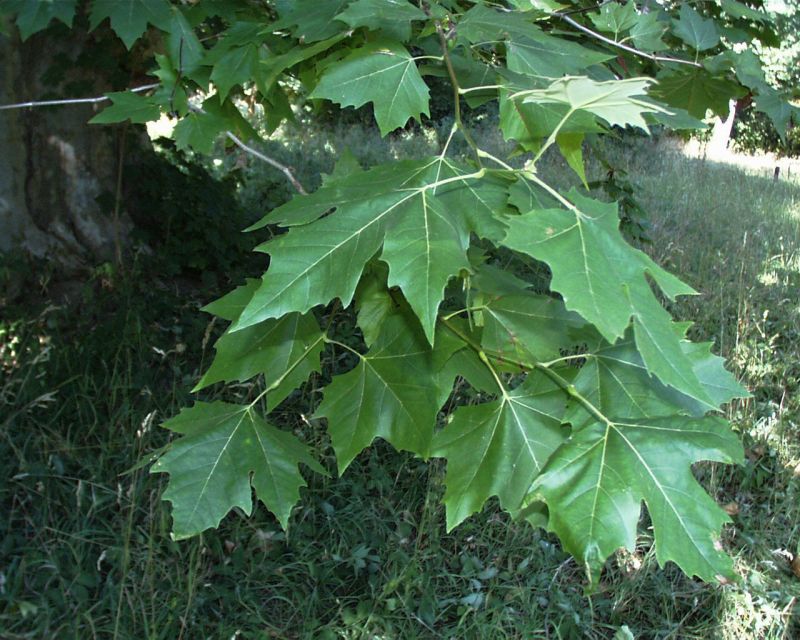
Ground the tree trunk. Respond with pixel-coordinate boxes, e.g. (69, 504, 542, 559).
(707, 99, 737, 158)
(0, 26, 137, 271)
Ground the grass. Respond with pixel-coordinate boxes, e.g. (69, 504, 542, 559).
(1, 127, 799, 639)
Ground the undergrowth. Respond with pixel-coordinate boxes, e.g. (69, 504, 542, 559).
(1, 130, 798, 639)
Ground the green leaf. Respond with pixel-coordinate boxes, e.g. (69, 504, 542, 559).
(210, 44, 259, 101)
(163, 5, 205, 76)
(520, 77, 671, 131)
(311, 41, 430, 135)
(274, 0, 349, 43)
(5, 0, 76, 40)
(152, 401, 325, 538)
(381, 189, 470, 343)
(479, 293, 584, 364)
(556, 133, 588, 188)
(589, 2, 638, 37)
(336, 0, 426, 42)
(315, 312, 444, 471)
(89, 91, 160, 124)
(89, 0, 171, 49)
(565, 329, 748, 427)
(653, 69, 744, 119)
(432, 372, 568, 530)
(203, 279, 260, 321)
(754, 87, 800, 141)
(173, 110, 228, 155)
(506, 36, 613, 79)
(672, 5, 720, 52)
(720, 0, 769, 24)
(629, 12, 668, 52)
(354, 263, 395, 347)
(533, 414, 743, 585)
(234, 158, 503, 338)
(501, 189, 715, 407)
(196, 312, 324, 411)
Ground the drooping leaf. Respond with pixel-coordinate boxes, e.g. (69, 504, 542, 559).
(315, 312, 445, 471)
(173, 110, 229, 154)
(652, 69, 745, 119)
(533, 414, 743, 585)
(311, 40, 430, 135)
(501, 189, 715, 407)
(152, 401, 326, 538)
(336, 0, 426, 42)
(196, 312, 325, 411)
(381, 189, 471, 343)
(234, 158, 504, 338)
(433, 372, 568, 530)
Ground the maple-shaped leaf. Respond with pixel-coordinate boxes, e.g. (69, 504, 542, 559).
(432, 371, 568, 530)
(89, 0, 171, 49)
(479, 293, 586, 364)
(315, 312, 446, 471)
(273, 0, 350, 42)
(565, 329, 748, 427)
(210, 43, 259, 101)
(520, 77, 671, 131)
(589, 2, 638, 37)
(381, 190, 471, 342)
(336, 0, 425, 42)
(672, 5, 720, 52)
(234, 158, 506, 343)
(196, 279, 325, 409)
(653, 69, 744, 119)
(4, 0, 77, 40)
(501, 189, 715, 407)
(151, 401, 326, 538)
(629, 12, 669, 52)
(311, 41, 430, 135)
(89, 91, 161, 124)
(532, 414, 743, 585)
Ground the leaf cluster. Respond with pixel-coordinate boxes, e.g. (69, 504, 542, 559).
(4, 0, 792, 588)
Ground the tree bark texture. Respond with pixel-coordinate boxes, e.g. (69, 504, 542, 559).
(0, 26, 136, 271)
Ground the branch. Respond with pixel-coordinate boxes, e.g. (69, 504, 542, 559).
(556, 13, 703, 69)
(0, 84, 309, 195)
(224, 132, 307, 195)
(0, 83, 160, 110)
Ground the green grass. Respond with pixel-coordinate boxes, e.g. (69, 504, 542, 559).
(1, 130, 799, 639)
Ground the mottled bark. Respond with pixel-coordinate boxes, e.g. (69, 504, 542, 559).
(0, 26, 138, 270)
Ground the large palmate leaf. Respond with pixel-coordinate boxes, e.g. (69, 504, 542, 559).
(381, 190, 470, 342)
(652, 69, 744, 119)
(311, 40, 430, 135)
(152, 402, 325, 538)
(519, 77, 671, 131)
(532, 414, 743, 585)
(273, 0, 350, 42)
(432, 371, 568, 530)
(315, 313, 446, 471)
(565, 329, 748, 426)
(4, 0, 77, 40)
(501, 189, 715, 407)
(233, 158, 507, 342)
(336, 0, 425, 42)
(89, 0, 171, 48)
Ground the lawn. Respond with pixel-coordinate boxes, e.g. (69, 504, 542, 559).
(1, 126, 799, 639)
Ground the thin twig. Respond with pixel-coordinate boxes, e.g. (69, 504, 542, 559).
(556, 13, 703, 69)
(0, 83, 309, 195)
(0, 83, 160, 110)
(225, 132, 307, 195)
